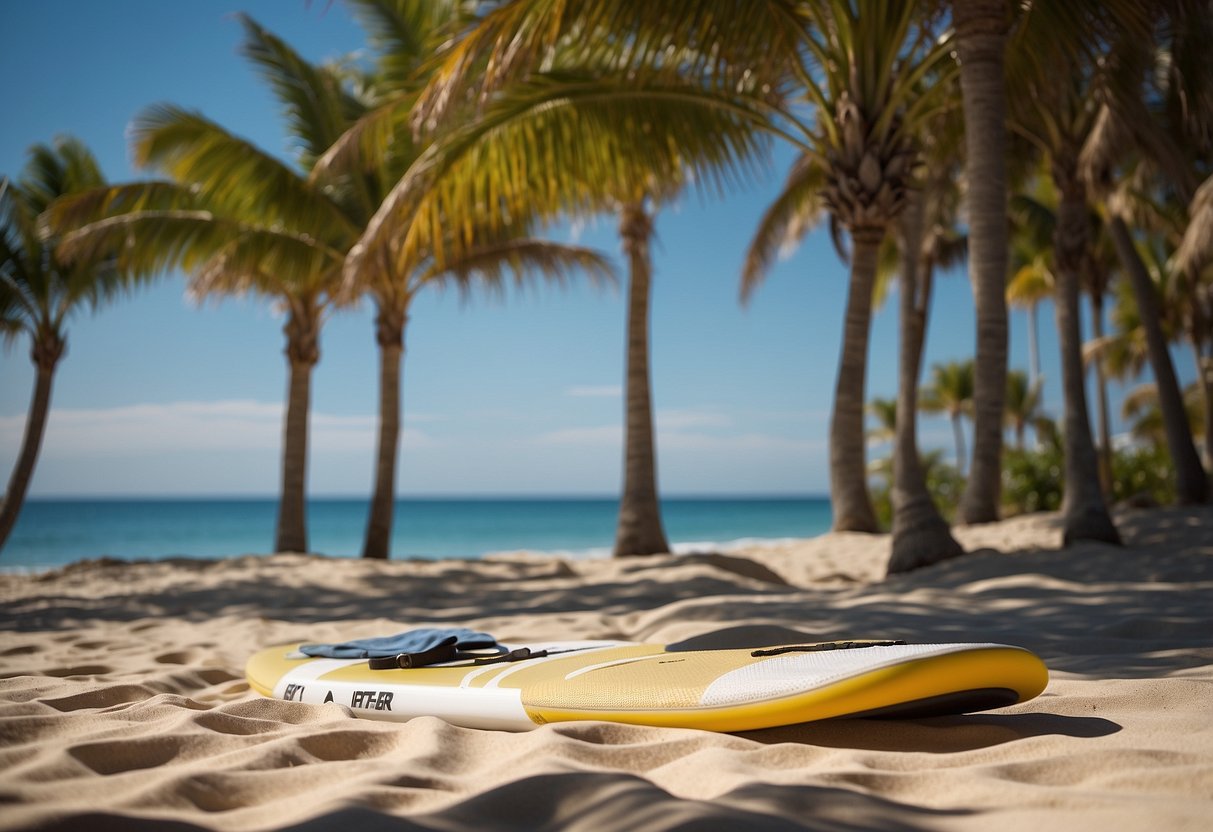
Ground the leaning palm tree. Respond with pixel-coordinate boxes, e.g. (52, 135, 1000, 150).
(920, 359, 975, 478)
(0, 137, 138, 553)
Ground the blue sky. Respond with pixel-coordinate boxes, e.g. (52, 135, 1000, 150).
(0, 1, 1178, 498)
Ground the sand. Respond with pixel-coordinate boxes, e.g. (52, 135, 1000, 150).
(1, 505, 1211, 831)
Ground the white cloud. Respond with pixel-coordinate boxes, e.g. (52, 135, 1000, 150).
(533, 425, 621, 445)
(0, 400, 436, 457)
(565, 385, 622, 398)
(656, 408, 732, 430)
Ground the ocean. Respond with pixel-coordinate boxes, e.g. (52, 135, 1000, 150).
(1, 497, 833, 570)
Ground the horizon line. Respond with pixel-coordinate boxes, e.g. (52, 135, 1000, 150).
(24, 492, 833, 502)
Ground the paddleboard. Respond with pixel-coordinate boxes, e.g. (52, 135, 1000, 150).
(246, 639, 1048, 732)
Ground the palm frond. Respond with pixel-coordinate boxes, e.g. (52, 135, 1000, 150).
(1006, 259, 1055, 307)
(348, 72, 780, 285)
(310, 92, 420, 185)
(419, 238, 616, 300)
(411, 0, 809, 132)
(130, 104, 358, 240)
(20, 136, 107, 214)
(345, 0, 465, 94)
(190, 232, 345, 303)
(740, 152, 827, 302)
(1176, 172, 1213, 276)
(41, 181, 201, 237)
(236, 14, 367, 168)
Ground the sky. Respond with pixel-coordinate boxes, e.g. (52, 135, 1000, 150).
(0, 1, 1186, 499)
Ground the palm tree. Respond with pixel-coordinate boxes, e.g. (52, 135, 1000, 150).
(741, 1, 957, 533)
(1006, 175, 1060, 395)
(920, 359, 975, 478)
(335, 2, 795, 555)
(955, 0, 1153, 529)
(1004, 369, 1044, 449)
(1001, 2, 1157, 544)
(328, 1, 623, 559)
(1078, 0, 1211, 503)
(885, 182, 965, 574)
(0, 137, 138, 553)
(950, 0, 1011, 526)
(867, 398, 898, 446)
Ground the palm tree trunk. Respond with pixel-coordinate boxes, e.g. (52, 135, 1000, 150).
(275, 306, 320, 554)
(1054, 180, 1120, 544)
(888, 195, 963, 574)
(1089, 289, 1114, 497)
(829, 226, 881, 532)
(1107, 213, 1207, 503)
(614, 201, 670, 557)
(0, 334, 63, 553)
(954, 0, 1009, 525)
(363, 307, 406, 560)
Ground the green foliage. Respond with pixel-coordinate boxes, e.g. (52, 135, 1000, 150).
(1002, 444, 1065, 515)
(1002, 435, 1178, 516)
(870, 451, 965, 530)
(1109, 444, 1177, 506)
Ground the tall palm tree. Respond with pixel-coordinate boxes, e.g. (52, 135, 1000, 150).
(0, 137, 137, 553)
(954, 0, 1153, 526)
(1001, 2, 1158, 544)
(335, 2, 794, 555)
(741, 1, 957, 533)
(885, 181, 965, 574)
(950, 0, 1011, 526)
(1077, 0, 1211, 503)
(330, 0, 623, 559)
(920, 359, 975, 478)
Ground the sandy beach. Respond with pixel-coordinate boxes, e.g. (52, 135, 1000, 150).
(1, 505, 1211, 831)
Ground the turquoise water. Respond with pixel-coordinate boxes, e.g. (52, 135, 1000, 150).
(1, 497, 833, 569)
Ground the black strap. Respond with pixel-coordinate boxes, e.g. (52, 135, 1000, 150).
(368, 645, 552, 671)
(368, 642, 458, 669)
(751, 640, 907, 657)
(470, 647, 548, 666)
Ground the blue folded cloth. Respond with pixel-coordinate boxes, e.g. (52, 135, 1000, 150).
(300, 627, 498, 659)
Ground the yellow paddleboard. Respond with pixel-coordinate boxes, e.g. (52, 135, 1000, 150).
(246, 639, 1048, 732)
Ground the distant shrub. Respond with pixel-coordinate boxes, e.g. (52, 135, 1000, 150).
(1002, 444, 1064, 515)
(1110, 444, 1176, 506)
(870, 452, 964, 530)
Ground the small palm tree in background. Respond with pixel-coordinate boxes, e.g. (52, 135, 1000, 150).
(920, 359, 975, 477)
(1004, 369, 1044, 449)
(0, 137, 144, 552)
